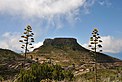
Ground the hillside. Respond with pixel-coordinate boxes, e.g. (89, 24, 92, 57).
(0, 49, 24, 80)
(29, 38, 122, 81)
(0, 38, 122, 82)
(0, 48, 23, 63)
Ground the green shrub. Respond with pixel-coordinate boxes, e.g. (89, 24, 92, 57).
(16, 63, 74, 82)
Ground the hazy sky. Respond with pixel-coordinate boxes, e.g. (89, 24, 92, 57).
(0, 0, 122, 59)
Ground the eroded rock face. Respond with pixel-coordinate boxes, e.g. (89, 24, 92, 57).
(33, 38, 85, 53)
(43, 38, 79, 47)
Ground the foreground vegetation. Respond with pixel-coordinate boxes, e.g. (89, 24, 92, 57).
(15, 63, 74, 82)
(75, 67, 122, 82)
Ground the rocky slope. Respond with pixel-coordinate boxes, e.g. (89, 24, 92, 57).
(0, 49, 25, 80)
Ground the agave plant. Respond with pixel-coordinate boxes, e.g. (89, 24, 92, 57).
(88, 28, 102, 82)
(19, 25, 34, 59)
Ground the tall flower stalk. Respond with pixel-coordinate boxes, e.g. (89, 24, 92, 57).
(88, 28, 102, 82)
(19, 25, 34, 60)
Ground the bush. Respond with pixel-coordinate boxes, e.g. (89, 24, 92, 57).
(16, 63, 74, 82)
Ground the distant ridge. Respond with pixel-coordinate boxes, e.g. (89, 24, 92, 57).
(0, 48, 23, 62)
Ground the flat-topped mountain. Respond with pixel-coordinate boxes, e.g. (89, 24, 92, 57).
(32, 38, 122, 67)
(40, 38, 87, 51)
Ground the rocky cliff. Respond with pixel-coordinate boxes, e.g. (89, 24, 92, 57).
(43, 38, 78, 46)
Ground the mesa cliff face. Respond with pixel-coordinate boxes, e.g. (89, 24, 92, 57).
(43, 38, 78, 46)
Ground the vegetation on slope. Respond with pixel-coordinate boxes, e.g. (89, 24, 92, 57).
(0, 48, 22, 62)
(0, 48, 23, 80)
(76, 68, 122, 82)
(15, 63, 74, 82)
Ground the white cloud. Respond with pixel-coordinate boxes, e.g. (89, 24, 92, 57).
(0, 32, 43, 52)
(0, 0, 86, 18)
(0, 0, 111, 29)
(33, 42, 43, 49)
(0, 0, 111, 24)
(0, 32, 21, 52)
(0, 0, 91, 29)
(102, 36, 122, 53)
(82, 36, 122, 54)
